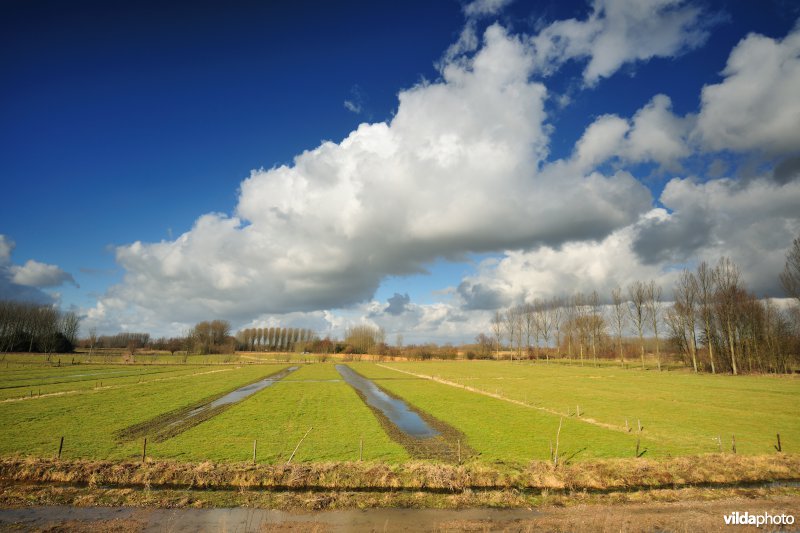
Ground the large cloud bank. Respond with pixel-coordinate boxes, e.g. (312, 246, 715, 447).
(87, 7, 800, 340)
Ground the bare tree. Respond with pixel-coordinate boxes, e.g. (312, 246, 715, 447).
(539, 299, 553, 362)
(522, 303, 535, 357)
(780, 234, 800, 304)
(475, 333, 493, 358)
(491, 311, 503, 357)
(344, 324, 385, 354)
(696, 261, 717, 374)
(550, 297, 564, 357)
(60, 311, 80, 347)
(627, 281, 648, 369)
(87, 327, 98, 362)
(673, 270, 699, 372)
(588, 291, 602, 366)
(713, 257, 743, 375)
(610, 287, 627, 366)
(504, 306, 523, 361)
(564, 296, 578, 359)
(644, 281, 663, 371)
(572, 293, 589, 366)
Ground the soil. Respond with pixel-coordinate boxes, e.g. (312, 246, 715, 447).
(1, 496, 798, 532)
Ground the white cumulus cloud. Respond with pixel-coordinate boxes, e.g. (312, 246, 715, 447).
(463, 0, 514, 17)
(0, 235, 76, 304)
(92, 23, 653, 328)
(694, 21, 800, 154)
(0, 236, 13, 265)
(458, 175, 800, 309)
(10, 260, 77, 288)
(573, 94, 690, 170)
(530, 0, 710, 84)
(84, 7, 800, 341)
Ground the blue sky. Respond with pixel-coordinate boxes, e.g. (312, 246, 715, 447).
(2, 0, 799, 342)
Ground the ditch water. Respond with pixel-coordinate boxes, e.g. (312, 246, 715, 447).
(183, 366, 300, 420)
(335, 365, 439, 438)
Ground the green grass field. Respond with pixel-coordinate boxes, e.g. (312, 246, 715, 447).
(0, 359, 796, 465)
(0, 364, 289, 460)
(155, 363, 408, 463)
(349, 362, 637, 464)
(373, 360, 800, 456)
(0, 350, 329, 367)
(0, 364, 217, 401)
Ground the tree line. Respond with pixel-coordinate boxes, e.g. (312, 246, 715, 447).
(235, 326, 317, 352)
(0, 300, 79, 356)
(487, 241, 800, 374)
(80, 321, 233, 357)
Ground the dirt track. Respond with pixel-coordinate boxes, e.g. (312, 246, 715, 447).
(1, 496, 798, 532)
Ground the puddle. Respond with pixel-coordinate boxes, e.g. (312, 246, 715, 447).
(0, 505, 539, 532)
(336, 365, 438, 438)
(182, 366, 299, 420)
(118, 366, 299, 442)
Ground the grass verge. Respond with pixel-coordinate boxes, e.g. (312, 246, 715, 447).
(0, 454, 796, 494)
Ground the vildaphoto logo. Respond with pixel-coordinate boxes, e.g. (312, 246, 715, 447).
(723, 511, 795, 527)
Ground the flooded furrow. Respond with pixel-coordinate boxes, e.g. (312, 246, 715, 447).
(335, 365, 471, 461)
(336, 365, 438, 438)
(184, 366, 299, 417)
(118, 366, 299, 442)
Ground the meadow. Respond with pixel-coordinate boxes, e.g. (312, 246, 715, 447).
(373, 360, 800, 457)
(154, 363, 408, 463)
(0, 364, 289, 459)
(0, 358, 797, 466)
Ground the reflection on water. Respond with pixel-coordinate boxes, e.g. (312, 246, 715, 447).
(336, 365, 439, 439)
(182, 366, 300, 420)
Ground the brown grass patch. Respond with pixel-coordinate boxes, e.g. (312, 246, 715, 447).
(0, 453, 797, 495)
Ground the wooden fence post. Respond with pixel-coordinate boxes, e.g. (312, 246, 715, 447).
(57, 436, 64, 459)
(253, 439, 257, 464)
(359, 437, 363, 461)
(775, 433, 782, 453)
(731, 434, 736, 454)
(142, 438, 147, 462)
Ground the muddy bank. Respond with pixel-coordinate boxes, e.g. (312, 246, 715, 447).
(2, 495, 798, 532)
(116, 366, 298, 442)
(336, 365, 473, 462)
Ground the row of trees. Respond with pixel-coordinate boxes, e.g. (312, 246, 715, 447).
(343, 324, 385, 354)
(90, 332, 151, 350)
(488, 251, 800, 374)
(144, 320, 234, 355)
(81, 321, 233, 357)
(191, 320, 234, 354)
(666, 259, 798, 374)
(0, 300, 79, 355)
(235, 326, 317, 353)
